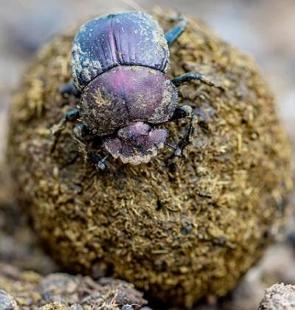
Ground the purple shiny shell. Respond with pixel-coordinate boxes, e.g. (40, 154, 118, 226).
(72, 11, 169, 90)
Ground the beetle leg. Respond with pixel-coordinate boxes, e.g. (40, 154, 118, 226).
(165, 16, 188, 47)
(60, 82, 81, 98)
(170, 105, 193, 121)
(172, 71, 224, 91)
(71, 124, 108, 170)
(72, 124, 108, 171)
(172, 111, 195, 158)
(175, 115, 195, 157)
(88, 153, 109, 171)
(167, 109, 195, 158)
(167, 118, 194, 159)
(71, 123, 108, 171)
(73, 122, 90, 141)
(65, 108, 80, 121)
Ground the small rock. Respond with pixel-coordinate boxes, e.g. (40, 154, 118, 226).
(259, 283, 295, 310)
(0, 264, 147, 309)
(0, 290, 18, 310)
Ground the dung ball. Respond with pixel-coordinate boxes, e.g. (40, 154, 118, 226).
(7, 11, 293, 307)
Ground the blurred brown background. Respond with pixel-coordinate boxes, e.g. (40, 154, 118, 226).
(0, 1, 294, 309)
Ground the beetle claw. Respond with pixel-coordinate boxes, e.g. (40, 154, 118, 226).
(88, 153, 108, 171)
(96, 161, 106, 171)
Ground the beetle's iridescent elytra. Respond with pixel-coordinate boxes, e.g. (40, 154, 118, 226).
(55, 11, 221, 169)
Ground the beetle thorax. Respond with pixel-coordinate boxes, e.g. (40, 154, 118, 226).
(80, 66, 178, 136)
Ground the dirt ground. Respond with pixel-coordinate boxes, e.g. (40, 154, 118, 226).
(0, 1, 294, 309)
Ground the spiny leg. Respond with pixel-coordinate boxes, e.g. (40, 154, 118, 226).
(167, 105, 195, 158)
(72, 123, 109, 171)
(165, 16, 188, 47)
(51, 82, 81, 145)
(165, 120, 194, 158)
(169, 71, 224, 157)
(51, 108, 108, 170)
(175, 115, 195, 157)
(169, 71, 224, 156)
(54, 80, 81, 135)
(172, 72, 224, 91)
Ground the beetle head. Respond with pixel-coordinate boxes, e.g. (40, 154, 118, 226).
(104, 121, 168, 164)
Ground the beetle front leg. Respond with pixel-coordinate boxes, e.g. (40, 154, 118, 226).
(72, 124, 109, 171)
(165, 16, 188, 47)
(172, 72, 224, 91)
(175, 115, 195, 157)
(168, 105, 195, 158)
(166, 117, 195, 159)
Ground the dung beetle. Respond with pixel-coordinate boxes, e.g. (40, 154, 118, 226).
(55, 11, 221, 169)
